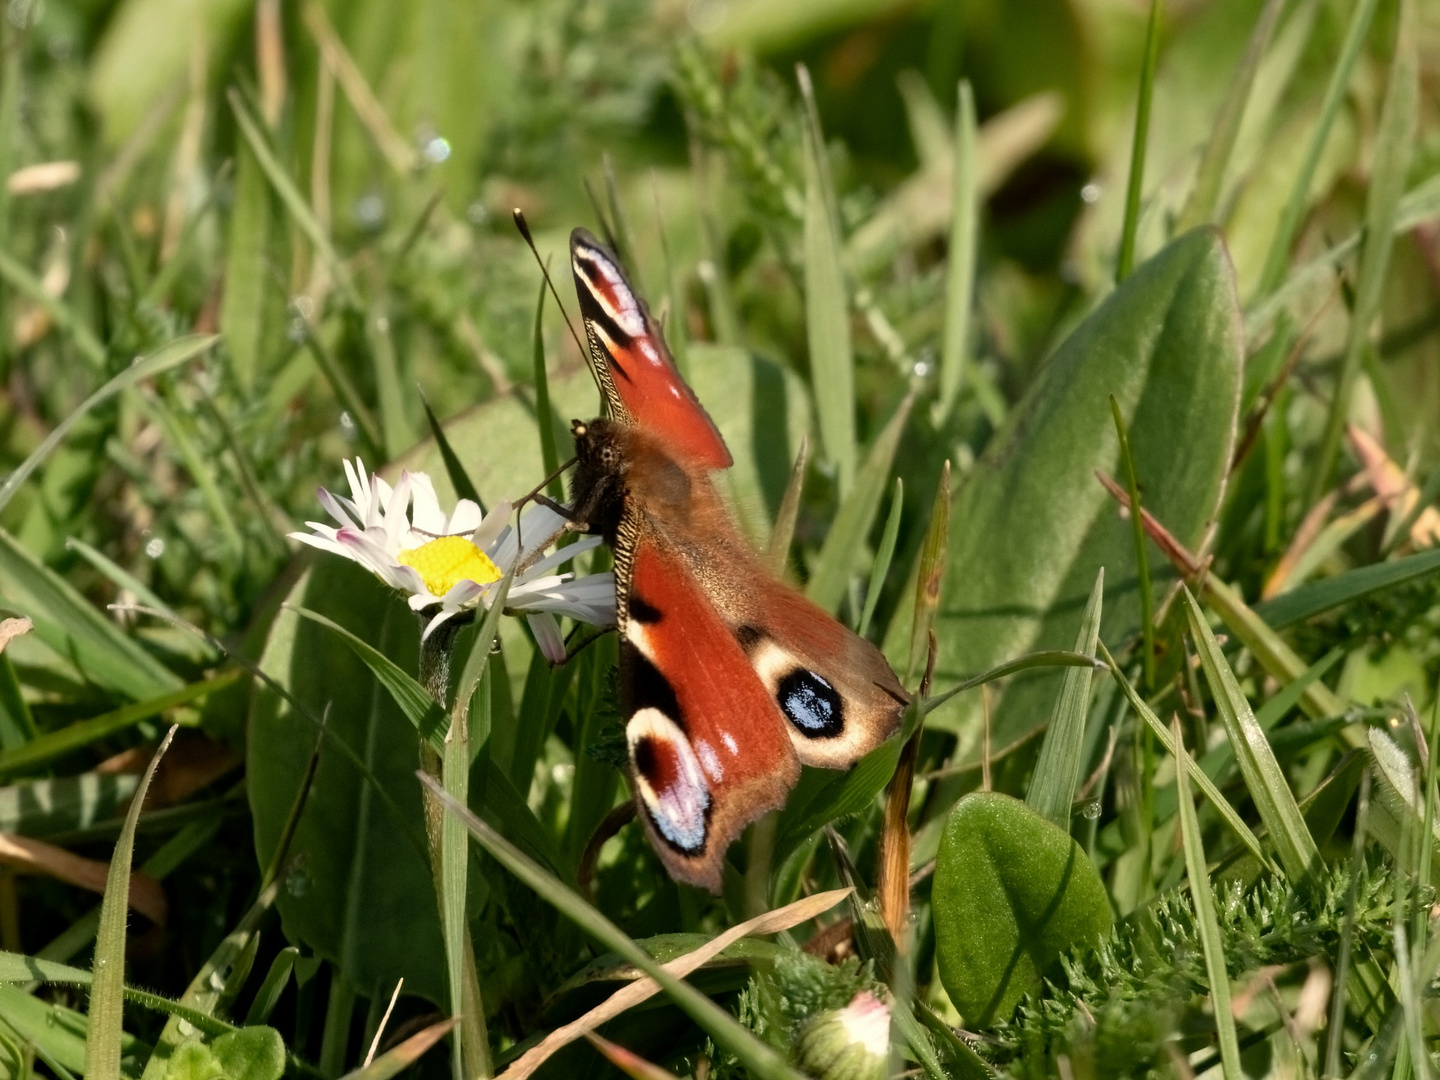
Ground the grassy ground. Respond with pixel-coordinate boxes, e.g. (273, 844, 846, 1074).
(0, 0, 1439, 1076)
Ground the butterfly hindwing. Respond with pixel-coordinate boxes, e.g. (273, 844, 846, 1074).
(620, 538, 798, 892)
(570, 229, 733, 470)
(718, 585, 909, 770)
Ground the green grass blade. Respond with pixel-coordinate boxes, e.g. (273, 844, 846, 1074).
(858, 477, 902, 639)
(936, 80, 977, 422)
(765, 436, 809, 574)
(1181, 588, 1320, 883)
(1116, 0, 1161, 280)
(420, 394, 485, 511)
(418, 774, 807, 1080)
(366, 312, 416, 459)
(1100, 641, 1276, 873)
(442, 669, 482, 1080)
(906, 461, 951, 683)
(807, 392, 913, 614)
(925, 651, 1104, 715)
(0, 335, 217, 516)
(85, 724, 177, 1080)
(228, 87, 358, 308)
(1254, 0, 1379, 298)
(1110, 395, 1154, 688)
(301, 317, 385, 461)
(798, 63, 856, 496)
(1252, 547, 1440, 629)
(1174, 0, 1287, 231)
(1027, 568, 1103, 828)
(1307, 0, 1417, 504)
(245, 947, 299, 1026)
(1171, 716, 1242, 1079)
(136, 390, 244, 557)
(220, 143, 272, 391)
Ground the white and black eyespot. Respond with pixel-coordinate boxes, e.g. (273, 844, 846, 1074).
(628, 708, 710, 855)
(777, 668, 845, 739)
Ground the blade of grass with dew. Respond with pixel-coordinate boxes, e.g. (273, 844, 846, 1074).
(339, 1019, 456, 1080)
(858, 478, 902, 638)
(420, 394, 484, 510)
(1172, 716, 1242, 1079)
(906, 461, 951, 683)
(0, 672, 235, 781)
(1182, 588, 1320, 884)
(807, 392, 913, 614)
(766, 436, 809, 574)
(84, 725, 176, 1080)
(1117, 0, 1161, 280)
(1308, 0, 1417, 505)
(1174, 0, 1287, 230)
(1027, 568, 1103, 829)
(1256, 547, 1440, 631)
(1110, 395, 1154, 688)
(419, 775, 807, 1080)
(1099, 642, 1276, 873)
(0, 335, 217, 516)
(531, 278, 566, 502)
(1254, 0, 1380, 299)
(936, 80, 976, 423)
(798, 63, 856, 495)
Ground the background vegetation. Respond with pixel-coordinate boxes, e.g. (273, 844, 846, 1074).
(0, 0, 1438, 1075)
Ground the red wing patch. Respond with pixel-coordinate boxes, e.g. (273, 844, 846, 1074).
(621, 540, 797, 891)
(570, 228, 733, 470)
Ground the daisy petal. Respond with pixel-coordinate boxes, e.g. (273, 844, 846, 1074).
(527, 613, 566, 664)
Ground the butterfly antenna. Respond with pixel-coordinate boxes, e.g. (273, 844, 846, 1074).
(512, 209, 588, 360)
(511, 454, 580, 562)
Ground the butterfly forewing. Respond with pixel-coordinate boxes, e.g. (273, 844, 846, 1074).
(570, 229, 732, 470)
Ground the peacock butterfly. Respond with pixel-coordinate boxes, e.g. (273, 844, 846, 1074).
(564, 227, 907, 892)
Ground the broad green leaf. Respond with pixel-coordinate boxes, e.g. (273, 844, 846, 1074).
(1252, 547, 1440, 629)
(799, 64, 856, 496)
(1026, 568, 1103, 828)
(87, 726, 176, 1080)
(807, 392, 913, 614)
(933, 792, 1111, 1025)
(1182, 588, 1320, 884)
(249, 560, 446, 1004)
(895, 229, 1241, 762)
(1171, 719, 1242, 1079)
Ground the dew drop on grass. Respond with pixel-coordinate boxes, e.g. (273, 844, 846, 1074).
(423, 137, 452, 164)
(145, 537, 165, 559)
(286, 867, 312, 898)
(339, 411, 356, 438)
(1080, 800, 1102, 820)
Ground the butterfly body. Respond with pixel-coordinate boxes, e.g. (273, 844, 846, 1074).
(567, 229, 907, 891)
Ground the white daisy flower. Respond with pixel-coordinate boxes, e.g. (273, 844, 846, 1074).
(290, 458, 615, 660)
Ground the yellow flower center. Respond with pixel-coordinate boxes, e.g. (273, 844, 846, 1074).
(397, 536, 501, 597)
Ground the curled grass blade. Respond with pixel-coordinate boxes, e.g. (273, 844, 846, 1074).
(1171, 716, 1242, 1079)
(85, 725, 176, 1080)
(418, 774, 809, 1080)
(1307, 0, 1417, 504)
(936, 80, 976, 422)
(1027, 568, 1103, 828)
(1181, 588, 1320, 884)
(1100, 641, 1275, 873)
(0, 335, 217, 516)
